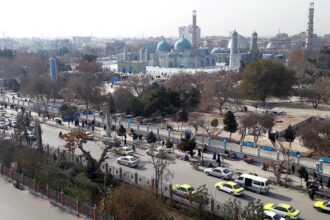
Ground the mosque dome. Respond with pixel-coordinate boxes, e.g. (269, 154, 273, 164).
(156, 39, 171, 53)
(174, 37, 192, 51)
(211, 47, 229, 54)
(227, 34, 250, 53)
(266, 42, 278, 50)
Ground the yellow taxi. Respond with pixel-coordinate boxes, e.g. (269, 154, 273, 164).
(172, 184, 195, 197)
(264, 203, 300, 219)
(215, 181, 244, 196)
(313, 200, 330, 213)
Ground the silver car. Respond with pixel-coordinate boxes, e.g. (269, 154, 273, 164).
(204, 167, 233, 180)
(117, 156, 139, 168)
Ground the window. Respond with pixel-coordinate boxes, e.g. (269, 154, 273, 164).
(122, 158, 128, 161)
(253, 181, 260, 186)
(288, 207, 296, 213)
(223, 169, 230, 174)
(274, 207, 287, 212)
(233, 184, 242, 189)
(237, 177, 244, 181)
(223, 184, 231, 189)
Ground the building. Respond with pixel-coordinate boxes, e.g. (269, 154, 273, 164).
(117, 48, 146, 73)
(49, 57, 57, 81)
(179, 10, 201, 48)
(211, 31, 260, 70)
(72, 36, 92, 46)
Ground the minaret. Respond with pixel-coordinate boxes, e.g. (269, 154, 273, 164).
(250, 31, 259, 61)
(192, 10, 197, 49)
(305, 2, 314, 49)
(229, 30, 241, 70)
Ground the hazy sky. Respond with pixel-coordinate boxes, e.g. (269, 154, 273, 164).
(0, 0, 329, 38)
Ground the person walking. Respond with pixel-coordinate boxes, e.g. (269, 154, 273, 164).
(124, 139, 127, 146)
(320, 176, 323, 189)
(132, 144, 135, 152)
(311, 188, 315, 200)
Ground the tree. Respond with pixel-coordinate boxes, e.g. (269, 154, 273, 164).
(113, 87, 136, 114)
(200, 118, 222, 140)
(3, 79, 20, 92)
(191, 185, 210, 219)
(146, 131, 157, 145)
(180, 133, 196, 157)
(188, 118, 203, 136)
(174, 109, 189, 130)
(223, 111, 238, 138)
(15, 112, 33, 145)
(63, 131, 114, 177)
(244, 112, 275, 148)
(242, 59, 296, 102)
(301, 119, 330, 155)
(241, 199, 265, 220)
(120, 74, 151, 95)
(284, 125, 296, 181)
(297, 166, 307, 187)
(222, 198, 242, 220)
(108, 184, 168, 220)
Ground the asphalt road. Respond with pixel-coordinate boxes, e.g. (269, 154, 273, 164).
(40, 124, 330, 220)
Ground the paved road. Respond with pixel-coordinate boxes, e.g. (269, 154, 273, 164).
(2, 94, 329, 175)
(40, 124, 330, 220)
(0, 178, 82, 220)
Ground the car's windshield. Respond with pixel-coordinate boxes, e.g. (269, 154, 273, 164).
(233, 184, 242, 189)
(288, 207, 296, 213)
(187, 187, 195, 192)
(223, 169, 230, 174)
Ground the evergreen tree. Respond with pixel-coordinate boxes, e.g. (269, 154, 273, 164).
(146, 131, 157, 144)
(223, 111, 238, 138)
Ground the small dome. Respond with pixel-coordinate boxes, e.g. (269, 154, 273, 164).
(266, 42, 278, 50)
(157, 39, 171, 53)
(211, 47, 229, 54)
(227, 34, 249, 52)
(174, 37, 192, 51)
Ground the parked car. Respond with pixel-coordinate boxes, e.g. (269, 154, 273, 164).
(116, 147, 134, 156)
(313, 200, 330, 213)
(215, 181, 244, 196)
(85, 132, 94, 140)
(204, 167, 232, 180)
(263, 203, 300, 220)
(235, 173, 270, 193)
(264, 210, 285, 220)
(116, 156, 139, 168)
(0, 122, 8, 129)
(54, 117, 63, 125)
(172, 184, 196, 197)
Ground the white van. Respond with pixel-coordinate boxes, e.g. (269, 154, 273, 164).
(235, 173, 270, 193)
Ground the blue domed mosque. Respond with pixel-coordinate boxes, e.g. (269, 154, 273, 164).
(138, 11, 216, 68)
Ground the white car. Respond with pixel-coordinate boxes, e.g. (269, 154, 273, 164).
(117, 156, 139, 168)
(116, 147, 134, 156)
(204, 167, 233, 180)
(264, 210, 285, 220)
(85, 132, 94, 140)
(145, 147, 167, 157)
(0, 122, 8, 129)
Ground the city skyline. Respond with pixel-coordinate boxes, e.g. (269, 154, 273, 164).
(0, 0, 329, 38)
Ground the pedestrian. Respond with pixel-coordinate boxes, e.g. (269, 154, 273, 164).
(132, 144, 135, 152)
(311, 188, 315, 200)
(291, 164, 295, 174)
(308, 187, 313, 200)
(103, 125, 106, 131)
(327, 177, 330, 188)
(313, 171, 317, 180)
(162, 140, 165, 146)
(212, 152, 216, 160)
(304, 172, 309, 183)
(320, 176, 323, 189)
(92, 126, 95, 132)
(124, 139, 127, 146)
(197, 148, 201, 157)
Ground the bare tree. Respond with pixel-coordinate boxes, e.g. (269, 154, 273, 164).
(200, 118, 222, 140)
(120, 74, 150, 95)
(165, 73, 193, 93)
(243, 112, 275, 149)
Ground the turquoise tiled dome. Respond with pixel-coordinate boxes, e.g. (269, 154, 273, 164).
(156, 39, 171, 53)
(174, 37, 192, 51)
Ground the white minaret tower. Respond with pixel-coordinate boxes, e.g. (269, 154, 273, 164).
(229, 30, 241, 70)
(305, 2, 314, 50)
(192, 10, 197, 49)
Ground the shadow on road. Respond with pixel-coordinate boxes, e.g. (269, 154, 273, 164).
(240, 193, 256, 202)
(266, 192, 293, 202)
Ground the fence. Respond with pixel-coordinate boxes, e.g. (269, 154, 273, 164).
(0, 164, 112, 220)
